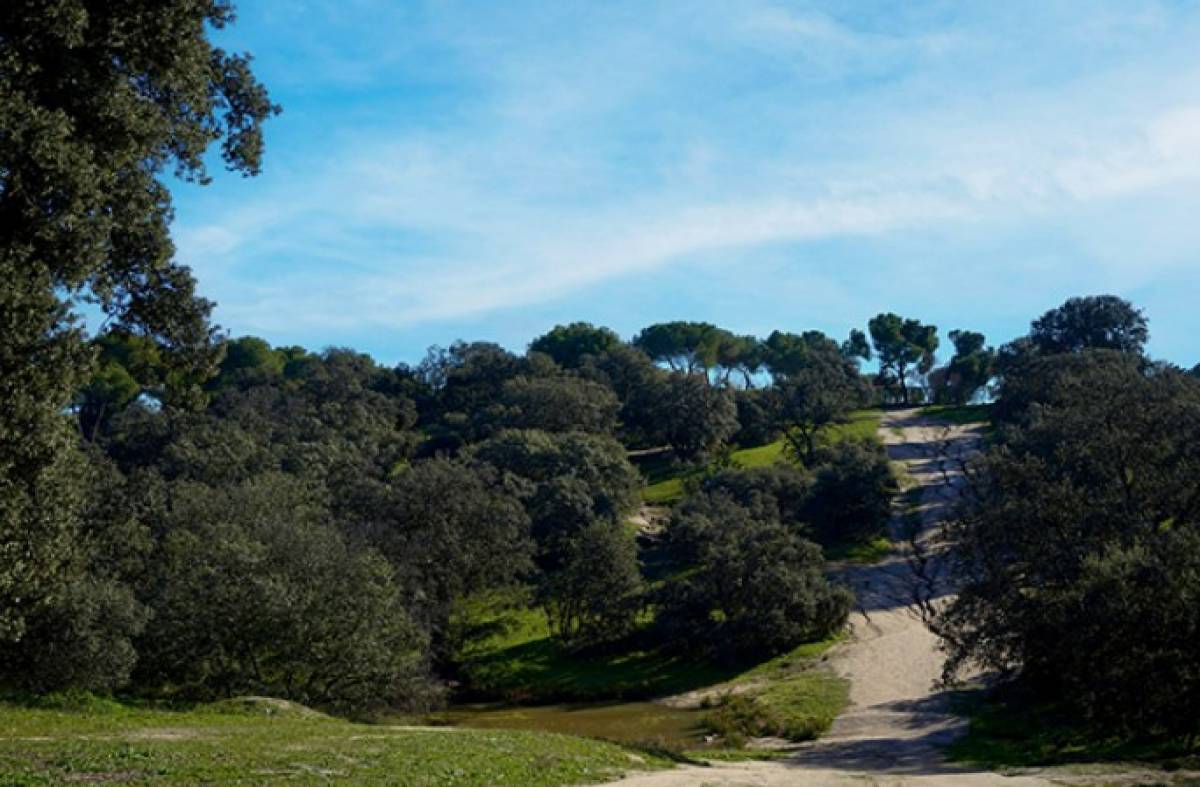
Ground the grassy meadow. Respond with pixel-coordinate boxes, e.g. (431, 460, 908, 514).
(637, 408, 884, 505)
(0, 695, 670, 786)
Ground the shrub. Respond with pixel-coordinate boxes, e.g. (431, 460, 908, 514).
(805, 439, 895, 546)
(660, 503, 851, 663)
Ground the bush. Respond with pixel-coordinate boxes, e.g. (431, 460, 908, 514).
(0, 576, 146, 693)
(660, 503, 851, 663)
(805, 439, 895, 546)
(733, 388, 781, 448)
(137, 475, 431, 713)
(540, 521, 645, 649)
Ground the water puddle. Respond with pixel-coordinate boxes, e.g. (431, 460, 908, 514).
(432, 701, 707, 748)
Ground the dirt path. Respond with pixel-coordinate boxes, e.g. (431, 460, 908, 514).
(603, 409, 1062, 787)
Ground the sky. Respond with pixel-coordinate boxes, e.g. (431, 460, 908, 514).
(172, 0, 1200, 367)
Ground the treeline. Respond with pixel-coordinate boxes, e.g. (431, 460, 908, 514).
(933, 295, 1200, 741)
(2, 311, 913, 711)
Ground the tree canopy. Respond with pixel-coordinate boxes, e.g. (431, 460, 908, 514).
(867, 313, 939, 404)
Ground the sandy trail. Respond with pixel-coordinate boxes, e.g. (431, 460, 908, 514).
(604, 409, 1061, 787)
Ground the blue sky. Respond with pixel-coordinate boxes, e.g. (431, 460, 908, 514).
(173, 0, 1200, 366)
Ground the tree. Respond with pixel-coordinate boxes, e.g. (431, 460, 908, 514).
(489, 376, 620, 435)
(540, 521, 644, 649)
(732, 388, 782, 448)
(936, 352, 1200, 736)
(529, 323, 622, 369)
(1028, 294, 1148, 356)
(804, 440, 895, 546)
(633, 321, 736, 379)
(932, 329, 994, 405)
(136, 475, 430, 712)
(671, 465, 814, 556)
(652, 372, 739, 460)
(867, 314, 939, 405)
(576, 343, 665, 447)
(1, 1, 275, 647)
(469, 430, 641, 568)
(208, 336, 285, 390)
(358, 458, 533, 650)
(660, 498, 851, 663)
(772, 342, 870, 463)
(842, 329, 872, 361)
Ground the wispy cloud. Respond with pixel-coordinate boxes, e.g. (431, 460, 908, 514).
(173, 0, 1200, 362)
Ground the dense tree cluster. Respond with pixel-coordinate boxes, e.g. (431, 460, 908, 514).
(936, 301, 1200, 740)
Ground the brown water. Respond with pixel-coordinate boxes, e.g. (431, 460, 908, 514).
(433, 702, 707, 748)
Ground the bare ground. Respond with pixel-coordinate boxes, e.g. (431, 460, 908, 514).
(602, 409, 1187, 787)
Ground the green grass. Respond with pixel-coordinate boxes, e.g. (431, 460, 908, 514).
(452, 593, 848, 749)
(0, 696, 670, 786)
(947, 691, 1200, 771)
(638, 409, 884, 505)
(700, 638, 849, 745)
(822, 535, 894, 564)
(919, 403, 993, 425)
(454, 598, 735, 704)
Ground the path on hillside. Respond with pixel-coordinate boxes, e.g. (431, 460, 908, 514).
(602, 409, 1061, 787)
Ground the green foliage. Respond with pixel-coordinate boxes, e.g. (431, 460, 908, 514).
(492, 376, 620, 435)
(930, 329, 995, 404)
(804, 439, 896, 546)
(772, 340, 871, 462)
(529, 323, 623, 369)
(358, 457, 533, 652)
(2, 0, 273, 661)
(471, 429, 641, 568)
(948, 689, 1200, 768)
(920, 403, 993, 425)
(1028, 294, 1148, 356)
(937, 351, 1200, 738)
(632, 321, 726, 375)
(540, 522, 645, 649)
(732, 387, 782, 447)
(867, 313, 939, 404)
(638, 410, 882, 505)
(660, 504, 852, 663)
(652, 372, 739, 460)
(0, 700, 667, 786)
(670, 465, 814, 556)
(136, 475, 430, 713)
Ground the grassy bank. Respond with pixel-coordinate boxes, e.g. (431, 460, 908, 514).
(451, 593, 848, 748)
(638, 409, 884, 505)
(453, 596, 736, 704)
(699, 637, 848, 746)
(0, 695, 669, 786)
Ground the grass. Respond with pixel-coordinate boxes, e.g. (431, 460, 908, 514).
(700, 638, 849, 746)
(947, 690, 1200, 772)
(451, 593, 848, 750)
(0, 695, 670, 786)
(638, 409, 884, 505)
(919, 403, 993, 425)
(453, 596, 736, 704)
(823, 535, 894, 563)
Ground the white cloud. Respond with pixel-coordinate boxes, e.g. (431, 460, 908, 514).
(176, 1, 1200, 343)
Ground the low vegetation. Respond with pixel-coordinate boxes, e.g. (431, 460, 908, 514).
(0, 695, 670, 786)
(948, 689, 1200, 771)
(639, 409, 884, 505)
(701, 638, 848, 746)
